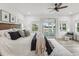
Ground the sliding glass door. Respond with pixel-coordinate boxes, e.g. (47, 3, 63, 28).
(42, 19, 56, 38)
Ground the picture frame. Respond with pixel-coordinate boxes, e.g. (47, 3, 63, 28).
(9, 14, 16, 23)
(1, 10, 9, 22)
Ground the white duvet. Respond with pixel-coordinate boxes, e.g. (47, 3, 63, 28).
(0, 35, 36, 56)
(0, 35, 73, 56)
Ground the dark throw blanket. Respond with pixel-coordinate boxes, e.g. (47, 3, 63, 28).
(44, 36, 54, 55)
(31, 33, 37, 50)
(31, 33, 54, 55)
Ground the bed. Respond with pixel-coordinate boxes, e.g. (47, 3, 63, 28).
(0, 34, 36, 56)
(0, 23, 73, 56)
(49, 39, 73, 56)
(0, 34, 73, 56)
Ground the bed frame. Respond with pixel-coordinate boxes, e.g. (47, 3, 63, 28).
(0, 23, 19, 30)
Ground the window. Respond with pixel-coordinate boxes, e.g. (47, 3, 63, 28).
(60, 23, 67, 31)
(32, 24, 38, 31)
(77, 23, 79, 32)
(62, 24, 66, 31)
(42, 20, 56, 37)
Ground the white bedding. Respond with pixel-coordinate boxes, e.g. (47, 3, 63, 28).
(0, 34, 73, 56)
(49, 39, 73, 56)
(0, 35, 36, 56)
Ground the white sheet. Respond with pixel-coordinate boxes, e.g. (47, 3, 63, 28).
(0, 35, 73, 56)
(49, 39, 73, 56)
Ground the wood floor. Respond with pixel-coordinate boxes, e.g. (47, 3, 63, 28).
(56, 38, 79, 56)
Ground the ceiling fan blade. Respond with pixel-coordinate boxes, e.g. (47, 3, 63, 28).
(54, 8, 59, 12)
(58, 6, 68, 9)
(56, 9, 59, 12)
(58, 3, 62, 7)
(55, 3, 58, 7)
(48, 7, 53, 9)
(49, 10, 54, 12)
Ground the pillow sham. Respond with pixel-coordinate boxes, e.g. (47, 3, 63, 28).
(8, 31, 21, 40)
(18, 30, 25, 37)
(23, 30, 30, 37)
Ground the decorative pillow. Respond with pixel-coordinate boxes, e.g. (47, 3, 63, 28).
(4, 32, 11, 39)
(23, 30, 30, 37)
(8, 31, 21, 40)
(18, 30, 25, 37)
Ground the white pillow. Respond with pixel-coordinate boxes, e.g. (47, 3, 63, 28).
(18, 30, 25, 37)
(0, 30, 9, 37)
(4, 32, 11, 39)
(0, 29, 13, 38)
(12, 28, 20, 31)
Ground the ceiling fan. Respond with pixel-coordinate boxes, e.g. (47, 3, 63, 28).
(48, 3, 68, 12)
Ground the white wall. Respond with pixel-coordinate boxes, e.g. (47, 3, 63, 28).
(72, 13, 79, 34)
(0, 7, 41, 33)
(23, 14, 79, 38)
(23, 16, 40, 32)
(56, 13, 79, 38)
(0, 8, 75, 38)
(0, 8, 25, 29)
(56, 16, 71, 38)
(1, 5, 78, 38)
(0, 8, 24, 24)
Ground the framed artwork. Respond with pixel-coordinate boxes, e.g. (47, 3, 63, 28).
(9, 14, 16, 23)
(1, 10, 9, 22)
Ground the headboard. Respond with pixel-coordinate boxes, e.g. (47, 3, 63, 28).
(0, 23, 20, 30)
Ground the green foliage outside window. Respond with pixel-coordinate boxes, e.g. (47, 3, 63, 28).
(32, 24, 38, 31)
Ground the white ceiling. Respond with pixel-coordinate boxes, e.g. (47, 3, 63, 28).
(0, 3, 79, 17)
